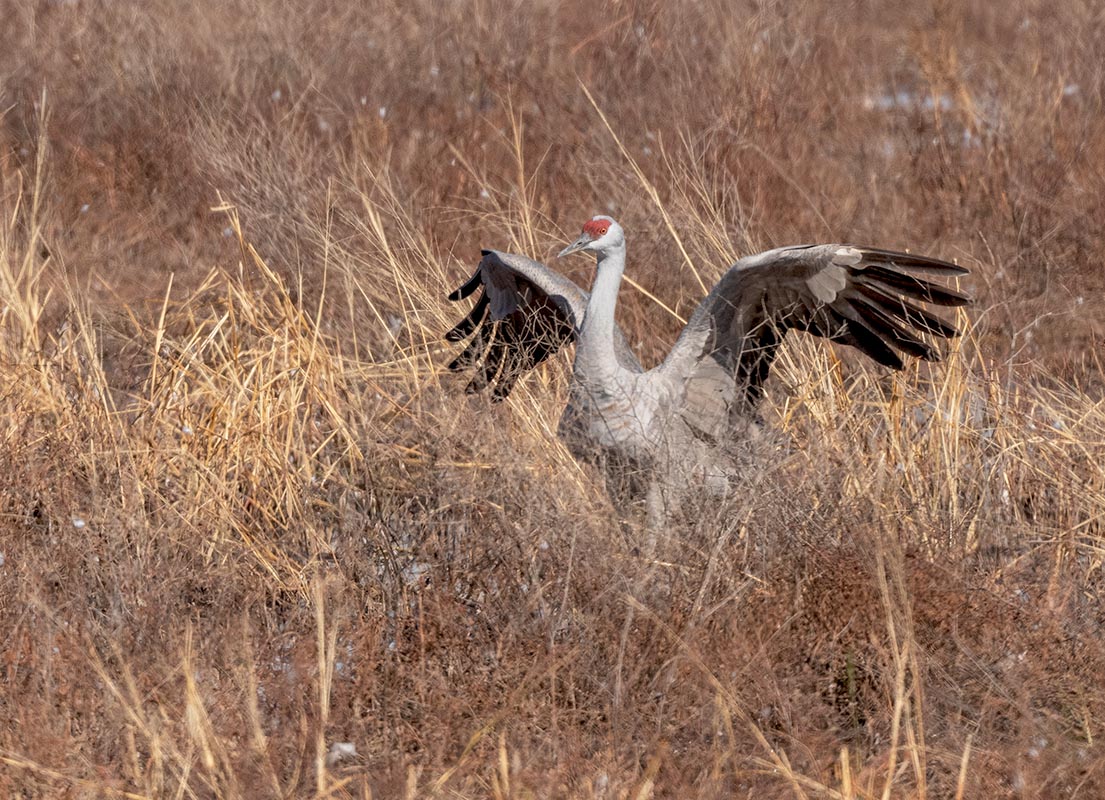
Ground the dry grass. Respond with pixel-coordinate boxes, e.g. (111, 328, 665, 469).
(2, 1, 1105, 797)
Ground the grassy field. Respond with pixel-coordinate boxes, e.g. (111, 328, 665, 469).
(2, 1, 1105, 797)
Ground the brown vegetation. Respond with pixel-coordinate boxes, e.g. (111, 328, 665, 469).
(2, 1, 1105, 797)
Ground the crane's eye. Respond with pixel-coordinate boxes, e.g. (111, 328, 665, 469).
(598, 227, 608, 235)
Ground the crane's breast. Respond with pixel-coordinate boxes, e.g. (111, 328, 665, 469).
(559, 372, 665, 463)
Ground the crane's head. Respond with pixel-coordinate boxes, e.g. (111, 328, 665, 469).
(558, 215, 624, 258)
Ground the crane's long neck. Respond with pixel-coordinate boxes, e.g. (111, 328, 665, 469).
(577, 243, 626, 378)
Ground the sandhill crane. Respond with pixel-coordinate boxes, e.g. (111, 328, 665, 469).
(445, 216, 969, 523)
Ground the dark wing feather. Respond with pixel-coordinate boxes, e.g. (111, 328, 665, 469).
(858, 265, 971, 306)
(662, 244, 970, 438)
(851, 283, 961, 338)
(444, 292, 489, 342)
(860, 246, 970, 275)
(446, 325, 489, 372)
(448, 267, 484, 301)
(443, 249, 641, 401)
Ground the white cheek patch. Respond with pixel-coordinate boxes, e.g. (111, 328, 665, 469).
(807, 264, 848, 303)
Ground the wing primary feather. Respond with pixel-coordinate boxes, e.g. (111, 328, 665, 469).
(860, 247, 969, 276)
(845, 298, 937, 361)
(448, 268, 483, 301)
(829, 310, 905, 369)
(447, 330, 487, 372)
(859, 266, 971, 306)
(853, 284, 960, 338)
(444, 292, 489, 341)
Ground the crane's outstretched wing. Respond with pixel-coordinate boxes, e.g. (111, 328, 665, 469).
(660, 244, 969, 438)
(444, 249, 641, 400)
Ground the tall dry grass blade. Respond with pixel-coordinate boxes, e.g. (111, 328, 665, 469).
(313, 576, 338, 797)
(840, 747, 854, 800)
(954, 734, 973, 800)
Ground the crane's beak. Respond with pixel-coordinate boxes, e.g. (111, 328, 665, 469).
(558, 234, 591, 258)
